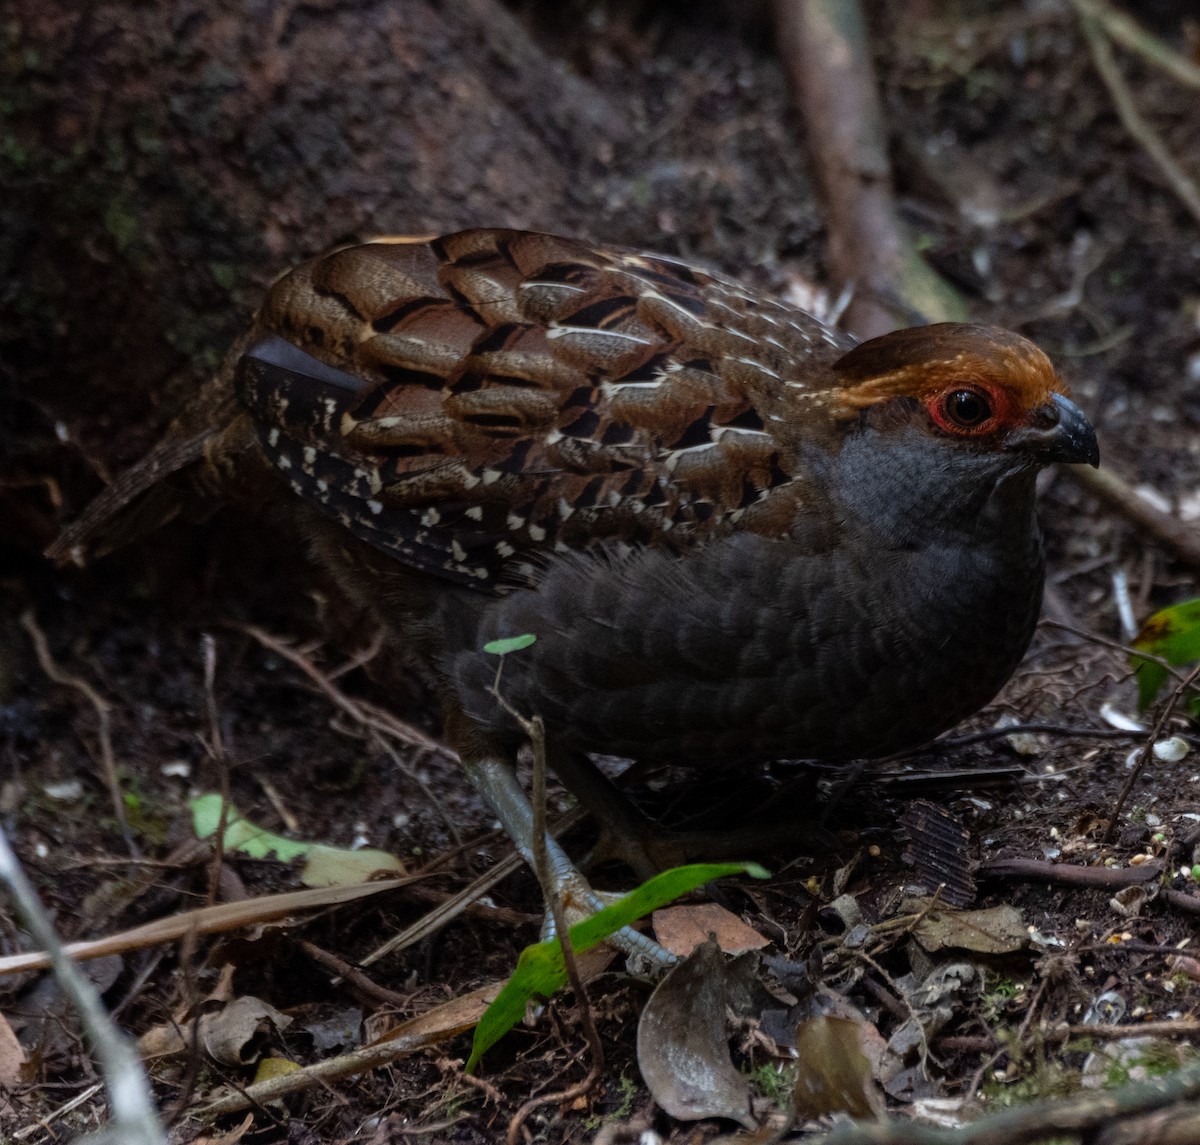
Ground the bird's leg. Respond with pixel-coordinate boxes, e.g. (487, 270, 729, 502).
(458, 752, 675, 968)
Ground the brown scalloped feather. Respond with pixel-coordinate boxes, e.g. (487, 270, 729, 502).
(236, 229, 859, 591)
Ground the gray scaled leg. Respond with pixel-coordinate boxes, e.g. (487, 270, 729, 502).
(462, 755, 675, 968)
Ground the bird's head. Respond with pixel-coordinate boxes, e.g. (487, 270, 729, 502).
(829, 322, 1098, 469)
(818, 323, 1098, 543)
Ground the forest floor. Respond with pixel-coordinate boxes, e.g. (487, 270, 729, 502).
(2, 2, 1200, 1142)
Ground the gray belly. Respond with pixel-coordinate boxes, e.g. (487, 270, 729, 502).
(445, 531, 1044, 764)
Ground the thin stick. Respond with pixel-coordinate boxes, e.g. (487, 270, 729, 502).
(1076, 8, 1200, 229)
(1073, 0, 1200, 88)
(240, 624, 463, 844)
(241, 624, 451, 758)
(772, 0, 965, 338)
(1068, 466, 1200, 576)
(488, 664, 605, 1126)
(20, 608, 135, 855)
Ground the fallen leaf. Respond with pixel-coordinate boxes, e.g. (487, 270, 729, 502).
(912, 903, 1026, 954)
(191, 793, 405, 886)
(636, 938, 756, 1129)
(0, 1011, 26, 1087)
(652, 902, 769, 956)
(793, 1016, 884, 1120)
(253, 1056, 302, 1084)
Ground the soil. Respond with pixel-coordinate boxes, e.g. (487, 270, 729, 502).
(1, 1, 1199, 1142)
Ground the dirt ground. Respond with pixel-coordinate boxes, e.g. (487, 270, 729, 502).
(2, 1, 1200, 1142)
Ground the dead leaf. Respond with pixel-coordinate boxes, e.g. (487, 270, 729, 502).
(793, 1016, 884, 1120)
(0, 1011, 26, 1087)
(201, 996, 292, 1067)
(1110, 885, 1148, 918)
(912, 903, 1026, 954)
(139, 994, 292, 1065)
(637, 939, 756, 1129)
(652, 902, 769, 957)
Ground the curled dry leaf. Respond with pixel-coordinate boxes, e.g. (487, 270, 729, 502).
(1110, 885, 1149, 918)
(202, 996, 293, 1067)
(636, 938, 756, 1129)
(138, 995, 292, 1067)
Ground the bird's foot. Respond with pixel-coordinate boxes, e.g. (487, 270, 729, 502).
(463, 755, 676, 970)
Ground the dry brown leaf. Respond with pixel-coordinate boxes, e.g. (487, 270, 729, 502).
(138, 994, 292, 1066)
(0, 1011, 26, 1088)
(912, 903, 1026, 954)
(202, 996, 293, 1067)
(793, 1016, 885, 1120)
(652, 902, 769, 957)
(636, 939, 756, 1129)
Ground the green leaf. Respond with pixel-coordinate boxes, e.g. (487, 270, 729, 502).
(1131, 598, 1200, 713)
(466, 861, 769, 1071)
(189, 793, 404, 886)
(483, 633, 537, 656)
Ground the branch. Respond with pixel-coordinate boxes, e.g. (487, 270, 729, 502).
(772, 0, 966, 338)
(1073, 0, 1200, 89)
(1075, 5, 1200, 228)
(1070, 466, 1200, 575)
(813, 1060, 1200, 1144)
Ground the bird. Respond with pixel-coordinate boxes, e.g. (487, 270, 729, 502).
(49, 228, 1098, 952)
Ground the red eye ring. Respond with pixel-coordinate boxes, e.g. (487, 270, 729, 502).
(930, 386, 995, 434)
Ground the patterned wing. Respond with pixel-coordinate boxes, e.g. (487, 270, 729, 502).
(235, 229, 857, 592)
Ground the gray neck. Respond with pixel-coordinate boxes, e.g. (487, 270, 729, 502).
(823, 428, 1043, 558)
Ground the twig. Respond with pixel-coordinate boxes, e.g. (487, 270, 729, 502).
(20, 609, 136, 854)
(772, 0, 965, 338)
(195, 985, 503, 1117)
(930, 722, 1152, 751)
(1072, 0, 1200, 89)
(0, 826, 164, 1145)
(1105, 662, 1200, 842)
(297, 939, 412, 1008)
(1068, 466, 1200, 577)
(978, 858, 1162, 888)
(1076, 7, 1200, 229)
(1062, 1019, 1200, 1041)
(240, 624, 451, 758)
(1041, 619, 1200, 696)
(11, 1083, 105, 1142)
(240, 624, 463, 844)
(358, 847, 525, 967)
(1160, 888, 1200, 916)
(811, 1059, 1200, 1144)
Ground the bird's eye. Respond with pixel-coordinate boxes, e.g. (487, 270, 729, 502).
(941, 388, 992, 429)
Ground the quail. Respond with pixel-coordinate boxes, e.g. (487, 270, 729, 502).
(50, 228, 1099, 946)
